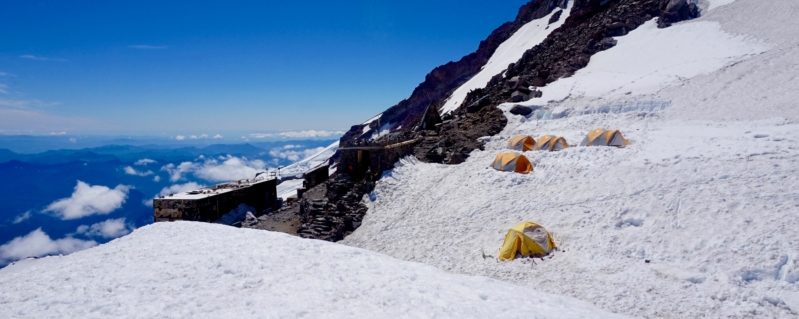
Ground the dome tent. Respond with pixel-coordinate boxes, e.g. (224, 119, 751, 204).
(491, 152, 533, 174)
(534, 135, 569, 151)
(580, 128, 629, 147)
(508, 135, 536, 151)
(498, 221, 556, 261)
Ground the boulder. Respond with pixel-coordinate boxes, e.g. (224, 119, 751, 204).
(510, 105, 534, 116)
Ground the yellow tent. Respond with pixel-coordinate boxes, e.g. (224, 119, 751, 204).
(508, 135, 535, 151)
(534, 135, 569, 151)
(580, 128, 629, 147)
(491, 152, 533, 174)
(498, 221, 556, 261)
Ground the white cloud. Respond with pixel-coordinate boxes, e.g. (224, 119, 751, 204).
(174, 133, 223, 141)
(12, 211, 32, 224)
(128, 44, 168, 50)
(248, 130, 344, 140)
(0, 229, 96, 265)
(161, 161, 196, 182)
(134, 158, 157, 166)
(152, 175, 162, 183)
(160, 156, 267, 183)
(269, 146, 326, 162)
(195, 156, 266, 182)
(75, 218, 132, 239)
(0, 83, 7, 94)
(44, 181, 130, 220)
(123, 166, 154, 177)
(19, 54, 67, 62)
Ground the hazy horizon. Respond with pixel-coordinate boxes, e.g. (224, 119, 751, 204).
(0, 0, 528, 135)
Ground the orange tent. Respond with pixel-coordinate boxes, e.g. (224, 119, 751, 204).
(508, 135, 535, 151)
(580, 129, 629, 147)
(534, 135, 569, 151)
(491, 152, 533, 174)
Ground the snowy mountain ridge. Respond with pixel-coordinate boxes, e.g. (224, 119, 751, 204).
(340, 0, 799, 317)
(2, 0, 798, 318)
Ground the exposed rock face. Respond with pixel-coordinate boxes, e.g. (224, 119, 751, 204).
(297, 174, 372, 241)
(416, 0, 698, 166)
(414, 105, 507, 164)
(307, 0, 701, 242)
(462, 0, 699, 112)
(339, 0, 699, 169)
(339, 0, 570, 144)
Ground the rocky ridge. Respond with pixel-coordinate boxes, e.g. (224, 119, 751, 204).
(301, 0, 700, 242)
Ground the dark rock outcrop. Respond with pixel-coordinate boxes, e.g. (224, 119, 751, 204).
(462, 0, 698, 113)
(339, 0, 570, 144)
(305, 0, 701, 243)
(297, 174, 372, 241)
(510, 105, 534, 116)
(338, 0, 700, 169)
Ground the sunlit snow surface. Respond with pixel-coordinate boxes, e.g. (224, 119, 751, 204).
(0, 222, 628, 319)
(344, 0, 799, 318)
(517, 19, 766, 106)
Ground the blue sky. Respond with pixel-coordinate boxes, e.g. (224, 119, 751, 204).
(0, 0, 527, 135)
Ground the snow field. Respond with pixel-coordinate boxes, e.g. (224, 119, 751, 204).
(344, 1, 799, 317)
(0, 222, 630, 319)
(345, 110, 799, 318)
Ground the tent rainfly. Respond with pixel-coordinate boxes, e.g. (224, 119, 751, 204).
(534, 135, 569, 151)
(580, 128, 629, 147)
(508, 135, 536, 151)
(498, 221, 556, 261)
(491, 152, 533, 174)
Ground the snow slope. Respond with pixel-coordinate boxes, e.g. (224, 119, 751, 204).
(344, 0, 799, 318)
(439, 3, 572, 114)
(0, 222, 628, 319)
(516, 19, 766, 106)
(275, 141, 338, 199)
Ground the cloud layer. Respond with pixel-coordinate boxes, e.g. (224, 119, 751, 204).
(44, 181, 130, 220)
(124, 166, 154, 177)
(247, 130, 344, 140)
(161, 156, 266, 183)
(174, 133, 223, 141)
(76, 218, 132, 239)
(0, 229, 96, 265)
(134, 158, 157, 166)
(269, 146, 326, 162)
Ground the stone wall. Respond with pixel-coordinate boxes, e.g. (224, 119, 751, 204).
(154, 179, 278, 222)
(302, 165, 330, 190)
